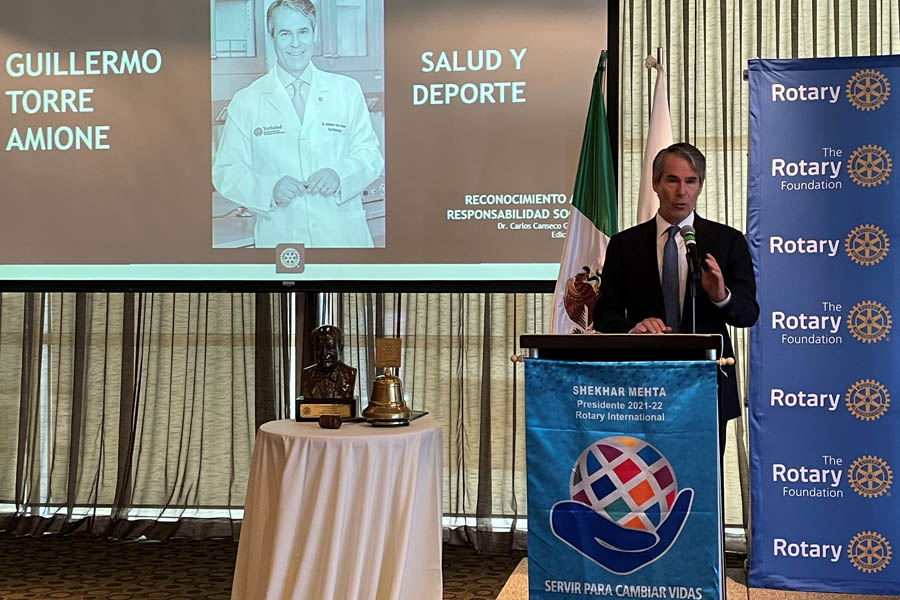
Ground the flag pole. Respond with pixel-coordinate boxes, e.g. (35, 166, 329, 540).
(636, 53, 673, 224)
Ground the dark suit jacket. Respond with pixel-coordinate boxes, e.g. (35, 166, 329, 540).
(593, 215, 759, 421)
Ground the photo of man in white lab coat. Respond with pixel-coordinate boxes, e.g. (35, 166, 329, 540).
(213, 0, 383, 248)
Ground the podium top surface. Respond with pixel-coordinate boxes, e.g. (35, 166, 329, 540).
(519, 334, 723, 360)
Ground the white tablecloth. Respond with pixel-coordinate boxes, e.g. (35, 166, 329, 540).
(231, 418, 443, 600)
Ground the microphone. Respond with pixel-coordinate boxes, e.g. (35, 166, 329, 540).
(680, 225, 702, 274)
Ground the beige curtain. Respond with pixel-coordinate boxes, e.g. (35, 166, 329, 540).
(332, 292, 549, 552)
(619, 0, 899, 235)
(0, 292, 287, 539)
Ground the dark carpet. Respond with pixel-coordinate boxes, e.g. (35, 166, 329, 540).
(0, 536, 525, 599)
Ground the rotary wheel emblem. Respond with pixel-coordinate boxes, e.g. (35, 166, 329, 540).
(279, 247, 302, 269)
(847, 456, 893, 498)
(846, 379, 891, 421)
(847, 301, 892, 343)
(846, 69, 891, 111)
(847, 145, 892, 187)
(848, 531, 892, 573)
(845, 224, 890, 266)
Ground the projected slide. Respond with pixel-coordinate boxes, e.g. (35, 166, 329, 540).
(0, 0, 608, 282)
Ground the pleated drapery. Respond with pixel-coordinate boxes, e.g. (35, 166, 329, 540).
(0, 293, 288, 540)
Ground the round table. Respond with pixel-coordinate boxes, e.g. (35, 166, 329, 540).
(231, 418, 443, 600)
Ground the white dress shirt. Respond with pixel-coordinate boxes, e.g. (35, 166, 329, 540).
(655, 212, 693, 315)
(654, 211, 731, 317)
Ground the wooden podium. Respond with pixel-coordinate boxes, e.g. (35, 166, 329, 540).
(519, 333, 722, 362)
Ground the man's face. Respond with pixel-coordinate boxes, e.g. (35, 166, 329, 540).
(315, 333, 339, 369)
(271, 7, 314, 77)
(652, 154, 702, 225)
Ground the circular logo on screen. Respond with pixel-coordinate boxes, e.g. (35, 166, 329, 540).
(845, 379, 890, 421)
(847, 456, 893, 498)
(253, 127, 263, 137)
(570, 436, 677, 534)
(845, 224, 890, 266)
(847, 145, 892, 187)
(847, 301, 892, 343)
(846, 69, 891, 111)
(279, 247, 302, 270)
(848, 531, 892, 574)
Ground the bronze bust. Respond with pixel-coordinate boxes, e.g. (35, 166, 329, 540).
(300, 325, 356, 399)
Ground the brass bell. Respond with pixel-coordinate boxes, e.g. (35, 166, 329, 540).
(363, 368, 411, 426)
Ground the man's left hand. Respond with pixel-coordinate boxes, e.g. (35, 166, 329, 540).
(304, 168, 341, 196)
(701, 254, 727, 302)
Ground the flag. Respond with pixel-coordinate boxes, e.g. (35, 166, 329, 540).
(550, 51, 618, 334)
(636, 56, 673, 224)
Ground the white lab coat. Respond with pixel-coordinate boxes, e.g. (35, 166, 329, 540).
(213, 64, 383, 248)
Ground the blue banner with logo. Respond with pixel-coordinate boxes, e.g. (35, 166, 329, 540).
(748, 55, 900, 593)
(525, 359, 721, 600)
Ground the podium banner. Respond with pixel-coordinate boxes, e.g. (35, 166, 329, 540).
(748, 55, 900, 593)
(525, 359, 721, 600)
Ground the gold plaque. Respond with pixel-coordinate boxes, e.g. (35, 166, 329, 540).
(296, 397, 354, 421)
(375, 338, 402, 368)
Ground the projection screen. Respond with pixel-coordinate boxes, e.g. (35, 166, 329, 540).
(0, 0, 611, 287)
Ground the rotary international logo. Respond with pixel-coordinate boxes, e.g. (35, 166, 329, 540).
(279, 247, 302, 269)
(846, 69, 891, 111)
(847, 145, 893, 187)
(848, 531, 892, 573)
(845, 224, 890, 266)
(847, 456, 893, 498)
(275, 244, 305, 273)
(846, 379, 891, 421)
(847, 300, 892, 343)
(847, 145, 892, 187)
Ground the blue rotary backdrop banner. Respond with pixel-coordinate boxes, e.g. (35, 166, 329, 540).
(524, 359, 721, 600)
(748, 55, 900, 593)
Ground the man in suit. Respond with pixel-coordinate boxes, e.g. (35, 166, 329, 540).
(593, 142, 759, 447)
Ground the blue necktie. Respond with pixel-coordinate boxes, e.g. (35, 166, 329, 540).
(662, 225, 680, 332)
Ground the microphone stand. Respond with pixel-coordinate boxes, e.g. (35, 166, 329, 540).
(687, 249, 701, 334)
